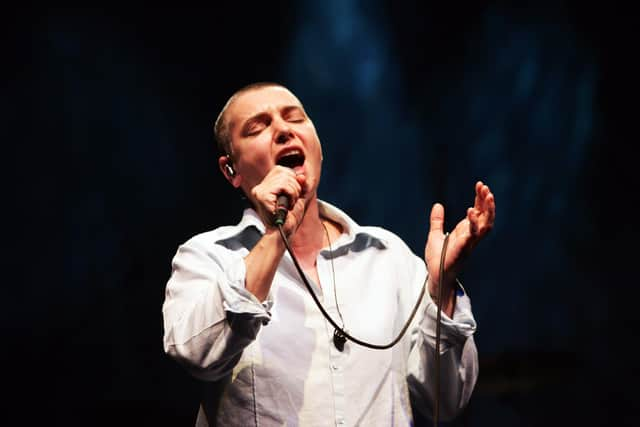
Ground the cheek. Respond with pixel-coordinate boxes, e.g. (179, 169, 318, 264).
(237, 139, 272, 167)
(310, 139, 323, 162)
(236, 147, 273, 183)
(300, 129, 322, 155)
(239, 159, 269, 183)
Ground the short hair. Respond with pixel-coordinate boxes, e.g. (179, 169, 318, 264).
(213, 82, 287, 157)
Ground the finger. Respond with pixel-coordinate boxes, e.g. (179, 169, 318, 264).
(275, 168, 302, 189)
(485, 193, 496, 225)
(481, 184, 490, 202)
(295, 173, 308, 196)
(430, 203, 445, 234)
(290, 195, 306, 219)
(273, 165, 298, 176)
(467, 207, 478, 236)
(475, 183, 492, 213)
(265, 167, 295, 190)
(270, 166, 298, 188)
(281, 182, 302, 208)
(474, 181, 483, 208)
(477, 184, 494, 214)
(268, 178, 300, 210)
(287, 190, 310, 227)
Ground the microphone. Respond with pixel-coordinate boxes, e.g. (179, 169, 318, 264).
(274, 193, 289, 226)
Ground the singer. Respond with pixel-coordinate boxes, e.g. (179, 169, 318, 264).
(162, 82, 495, 426)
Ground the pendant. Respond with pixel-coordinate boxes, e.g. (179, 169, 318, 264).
(333, 329, 347, 352)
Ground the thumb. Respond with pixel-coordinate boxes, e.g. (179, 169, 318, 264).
(430, 203, 445, 234)
(287, 191, 308, 231)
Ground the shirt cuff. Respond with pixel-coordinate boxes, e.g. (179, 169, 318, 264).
(423, 280, 477, 349)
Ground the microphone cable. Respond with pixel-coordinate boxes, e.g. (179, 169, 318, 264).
(276, 222, 450, 426)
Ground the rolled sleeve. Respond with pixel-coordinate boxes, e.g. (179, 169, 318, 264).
(218, 254, 274, 320)
(422, 281, 477, 351)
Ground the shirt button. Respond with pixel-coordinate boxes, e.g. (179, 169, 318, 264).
(337, 419, 345, 425)
(331, 364, 339, 371)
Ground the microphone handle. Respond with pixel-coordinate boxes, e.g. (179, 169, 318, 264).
(274, 194, 289, 226)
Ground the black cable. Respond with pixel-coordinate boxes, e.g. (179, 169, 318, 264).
(434, 231, 450, 427)
(277, 223, 450, 423)
(276, 223, 450, 358)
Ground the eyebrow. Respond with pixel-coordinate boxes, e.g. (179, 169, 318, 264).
(281, 105, 306, 116)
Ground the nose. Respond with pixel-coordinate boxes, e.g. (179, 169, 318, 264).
(276, 131, 293, 144)
(274, 118, 294, 145)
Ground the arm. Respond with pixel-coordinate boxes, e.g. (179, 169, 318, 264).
(162, 167, 308, 380)
(244, 228, 286, 301)
(162, 236, 275, 381)
(408, 181, 495, 420)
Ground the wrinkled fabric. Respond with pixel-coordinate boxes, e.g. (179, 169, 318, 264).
(163, 201, 478, 426)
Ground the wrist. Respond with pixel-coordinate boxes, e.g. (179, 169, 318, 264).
(428, 273, 457, 300)
(428, 276, 458, 318)
(262, 226, 287, 250)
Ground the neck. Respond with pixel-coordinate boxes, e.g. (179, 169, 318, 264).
(289, 195, 325, 257)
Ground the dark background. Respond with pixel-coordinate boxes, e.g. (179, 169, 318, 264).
(5, 2, 638, 426)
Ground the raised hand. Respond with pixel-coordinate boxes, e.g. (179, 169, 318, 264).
(424, 181, 496, 315)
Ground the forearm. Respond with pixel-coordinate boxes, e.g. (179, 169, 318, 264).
(428, 276, 457, 318)
(244, 228, 286, 301)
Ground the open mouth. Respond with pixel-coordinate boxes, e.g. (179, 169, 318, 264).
(276, 150, 305, 169)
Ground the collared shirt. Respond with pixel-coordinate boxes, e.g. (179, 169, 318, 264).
(162, 200, 478, 426)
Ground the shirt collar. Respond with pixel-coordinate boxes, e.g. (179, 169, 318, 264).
(215, 199, 388, 253)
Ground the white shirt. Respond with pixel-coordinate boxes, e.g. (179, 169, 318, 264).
(162, 200, 478, 426)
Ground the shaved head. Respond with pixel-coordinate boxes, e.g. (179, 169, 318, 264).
(214, 82, 288, 157)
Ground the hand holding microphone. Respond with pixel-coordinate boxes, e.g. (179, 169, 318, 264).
(273, 169, 307, 228)
(250, 165, 307, 233)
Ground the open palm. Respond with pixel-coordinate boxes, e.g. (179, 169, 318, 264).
(425, 181, 496, 302)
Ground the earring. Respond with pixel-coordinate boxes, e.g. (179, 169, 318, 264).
(225, 155, 236, 177)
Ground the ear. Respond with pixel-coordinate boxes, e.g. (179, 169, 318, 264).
(218, 156, 242, 188)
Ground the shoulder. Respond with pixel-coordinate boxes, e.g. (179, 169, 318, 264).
(360, 225, 417, 256)
(178, 208, 263, 251)
(319, 199, 418, 257)
(168, 227, 235, 265)
(183, 225, 238, 247)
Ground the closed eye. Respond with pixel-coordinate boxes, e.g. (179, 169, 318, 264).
(246, 123, 266, 135)
(282, 106, 306, 123)
(242, 115, 270, 137)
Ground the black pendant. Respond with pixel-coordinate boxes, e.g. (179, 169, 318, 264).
(333, 329, 347, 351)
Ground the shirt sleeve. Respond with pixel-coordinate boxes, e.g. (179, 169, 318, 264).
(162, 236, 273, 381)
(405, 257, 479, 422)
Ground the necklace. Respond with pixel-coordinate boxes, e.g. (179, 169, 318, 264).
(321, 220, 348, 351)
